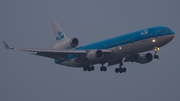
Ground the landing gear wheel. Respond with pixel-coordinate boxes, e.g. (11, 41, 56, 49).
(115, 68, 119, 73)
(103, 66, 106, 71)
(88, 67, 91, 71)
(100, 66, 107, 72)
(122, 67, 127, 72)
(83, 66, 95, 72)
(154, 47, 160, 59)
(83, 67, 87, 71)
(119, 68, 123, 73)
(115, 67, 126, 73)
(91, 66, 95, 71)
(154, 55, 159, 59)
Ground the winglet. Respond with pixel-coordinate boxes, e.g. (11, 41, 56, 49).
(2, 41, 14, 49)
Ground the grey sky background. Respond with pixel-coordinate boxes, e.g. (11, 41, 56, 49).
(0, 0, 180, 101)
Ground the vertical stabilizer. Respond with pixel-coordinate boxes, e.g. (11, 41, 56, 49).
(51, 21, 68, 42)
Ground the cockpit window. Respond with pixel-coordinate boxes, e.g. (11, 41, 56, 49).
(162, 29, 168, 32)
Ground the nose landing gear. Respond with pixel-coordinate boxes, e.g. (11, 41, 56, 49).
(154, 47, 160, 59)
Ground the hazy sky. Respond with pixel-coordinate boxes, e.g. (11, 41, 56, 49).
(1, 0, 180, 101)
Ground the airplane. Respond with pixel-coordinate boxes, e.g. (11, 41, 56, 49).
(3, 21, 175, 73)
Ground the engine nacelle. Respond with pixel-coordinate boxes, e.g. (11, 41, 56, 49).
(137, 53, 153, 64)
(51, 38, 79, 49)
(86, 50, 104, 61)
(69, 38, 79, 48)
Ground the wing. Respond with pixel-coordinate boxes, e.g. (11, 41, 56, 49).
(3, 41, 112, 60)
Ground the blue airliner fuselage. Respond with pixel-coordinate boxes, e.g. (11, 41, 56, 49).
(58, 26, 174, 68)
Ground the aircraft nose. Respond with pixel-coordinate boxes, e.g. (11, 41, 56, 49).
(168, 33, 175, 41)
(171, 34, 175, 39)
(169, 29, 175, 40)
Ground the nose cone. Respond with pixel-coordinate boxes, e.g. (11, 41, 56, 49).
(159, 29, 175, 47)
(169, 34, 175, 41)
(157, 27, 175, 47)
(167, 29, 175, 41)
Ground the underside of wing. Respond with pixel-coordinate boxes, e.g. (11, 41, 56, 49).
(9, 47, 87, 59)
(3, 41, 112, 60)
(35, 50, 86, 59)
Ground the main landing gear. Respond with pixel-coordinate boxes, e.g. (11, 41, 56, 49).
(154, 47, 160, 59)
(83, 65, 107, 72)
(115, 59, 127, 73)
(83, 60, 127, 73)
(100, 64, 107, 72)
(83, 66, 95, 71)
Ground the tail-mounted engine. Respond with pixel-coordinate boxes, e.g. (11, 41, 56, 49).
(124, 53, 153, 64)
(86, 50, 104, 61)
(69, 38, 79, 48)
(51, 38, 79, 49)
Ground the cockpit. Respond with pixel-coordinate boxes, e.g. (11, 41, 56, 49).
(160, 27, 175, 35)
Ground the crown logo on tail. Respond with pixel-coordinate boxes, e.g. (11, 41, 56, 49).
(56, 31, 64, 40)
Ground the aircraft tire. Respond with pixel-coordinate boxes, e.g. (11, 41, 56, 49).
(100, 66, 107, 71)
(119, 68, 123, 73)
(122, 67, 126, 73)
(104, 67, 107, 71)
(115, 68, 119, 73)
(91, 66, 95, 71)
(100, 66, 103, 71)
(83, 67, 87, 71)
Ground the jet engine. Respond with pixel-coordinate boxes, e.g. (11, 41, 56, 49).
(86, 50, 104, 61)
(51, 38, 79, 49)
(137, 53, 153, 64)
(124, 53, 153, 64)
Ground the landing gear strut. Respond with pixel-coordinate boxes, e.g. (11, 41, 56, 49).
(115, 59, 126, 73)
(154, 47, 160, 59)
